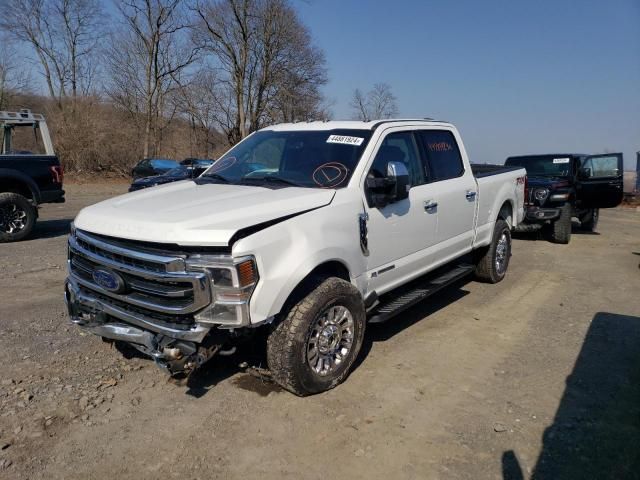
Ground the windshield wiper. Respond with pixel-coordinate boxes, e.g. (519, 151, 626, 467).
(241, 175, 303, 188)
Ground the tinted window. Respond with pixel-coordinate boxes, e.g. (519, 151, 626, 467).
(369, 131, 424, 186)
(505, 155, 573, 177)
(418, 130, 464, 182)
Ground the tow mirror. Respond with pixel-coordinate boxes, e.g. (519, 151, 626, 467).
(386, 161, 410, 201)
(366, 161, 411, 208)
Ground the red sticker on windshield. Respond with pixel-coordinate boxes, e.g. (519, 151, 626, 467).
(312, 162, 349, 188)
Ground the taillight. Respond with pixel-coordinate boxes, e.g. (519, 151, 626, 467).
(524, 176, 529, 204)
(50, 165, 64, 184)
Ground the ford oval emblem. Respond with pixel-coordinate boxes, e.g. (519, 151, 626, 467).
(92, 268, 125, 293)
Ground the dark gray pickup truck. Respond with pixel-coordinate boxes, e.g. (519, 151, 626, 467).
(0, 110, 65, 242)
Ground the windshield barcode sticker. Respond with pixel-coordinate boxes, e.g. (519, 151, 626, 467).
(553, 158, 570, 164)
(326, 135, 364, 146)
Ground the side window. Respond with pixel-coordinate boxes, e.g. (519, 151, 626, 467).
(369, 131, 424, 187)
(581, 155, 620, 178)
(417, 130, 464, 182)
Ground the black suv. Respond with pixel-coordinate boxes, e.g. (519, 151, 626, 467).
(0, 110, 65, 242)
(506, 153, 623, 244)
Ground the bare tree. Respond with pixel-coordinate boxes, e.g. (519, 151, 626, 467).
(192, 0, 327, 145)
(350, 83, 398, 121)
(0, 35, 31, 109)
(107, 0, 198, 158)
(0, 0, 102, 106)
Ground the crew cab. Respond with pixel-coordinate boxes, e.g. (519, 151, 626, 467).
(506, 153, 624, 243)
(0, 110, 64, 242)
(65, 119, 525, 395)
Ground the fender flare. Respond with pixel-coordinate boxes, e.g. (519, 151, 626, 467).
(0, 168, 41, 204)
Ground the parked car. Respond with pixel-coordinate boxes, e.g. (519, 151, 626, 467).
(505, 153, 623, 243)
(65, 119, 526, 396)
(0, 109, 65, 242)
(129, 162, 213, 192)
(180, 158, 215, 167)
(131, 158, 179, 179)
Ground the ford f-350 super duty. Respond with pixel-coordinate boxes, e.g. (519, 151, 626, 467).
(65, 119, 526, 396)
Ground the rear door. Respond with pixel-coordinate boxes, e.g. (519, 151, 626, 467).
(577, 153, 623, 208)
(415, 129, 477, 261)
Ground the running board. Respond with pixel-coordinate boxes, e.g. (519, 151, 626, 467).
(367, 263, 474, 324)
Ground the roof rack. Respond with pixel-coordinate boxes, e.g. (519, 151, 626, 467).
(0, 109, 46, 124)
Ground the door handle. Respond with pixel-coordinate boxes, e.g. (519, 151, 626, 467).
(424, 200, 438, 211)
(466, 190, 477, 200)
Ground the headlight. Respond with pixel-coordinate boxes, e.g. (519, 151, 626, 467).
(534, 188, 549, 202)
(186, 255, 258, 327)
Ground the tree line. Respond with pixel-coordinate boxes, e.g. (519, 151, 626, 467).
(0, 0, 398, 175)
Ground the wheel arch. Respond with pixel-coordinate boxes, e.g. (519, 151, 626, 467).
(497, 200, 514, 228)
(276, 260, 353, 317)
(0, 170, 40, 204)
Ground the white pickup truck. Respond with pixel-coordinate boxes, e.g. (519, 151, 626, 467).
(65, 119, 526, 395)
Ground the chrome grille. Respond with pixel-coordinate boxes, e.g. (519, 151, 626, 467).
(68, 230, 211, 318)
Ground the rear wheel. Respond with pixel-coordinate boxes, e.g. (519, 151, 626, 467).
(474, 219, 511, 284)
(580, 208, 599, 232)
(267, 277, 366, 396)
(0, 193, 36, 243)
(549, 203, 572, 244)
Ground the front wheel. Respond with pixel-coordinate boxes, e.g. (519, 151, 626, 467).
(267, 277, 366, 396)
(0, 193, 37, 243)
(549, 203, 572, 244)
(580, 208, 599, 232)
(474, 219, 511, 284)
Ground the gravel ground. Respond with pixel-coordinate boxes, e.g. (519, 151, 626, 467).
(0, 182, 639, 480)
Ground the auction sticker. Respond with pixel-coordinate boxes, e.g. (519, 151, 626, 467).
(553, 158, 570, 164)
(326, 135, 364, 146)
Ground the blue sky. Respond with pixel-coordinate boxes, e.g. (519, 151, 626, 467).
(297, 0, 640, 168)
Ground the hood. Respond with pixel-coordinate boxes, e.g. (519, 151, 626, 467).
(526, 175, 570, 189)
(75, 180, 335, 247)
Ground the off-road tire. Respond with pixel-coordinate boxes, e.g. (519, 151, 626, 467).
(266, 277, 366, 396)
(474, 219, 511, 284)
(580, 208, 599, 232)
(549, 203, 572, 244)
(0, 193, 36, 243)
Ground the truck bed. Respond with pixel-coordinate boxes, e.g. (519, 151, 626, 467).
(471, 163, 523, 178)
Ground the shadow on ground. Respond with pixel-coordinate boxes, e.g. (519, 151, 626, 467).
(184, 278, 472, 398)
(31, 218, 73, 239)
(503, 312, 640, 479)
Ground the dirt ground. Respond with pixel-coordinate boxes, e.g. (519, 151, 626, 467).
(1, 182, 639, 480)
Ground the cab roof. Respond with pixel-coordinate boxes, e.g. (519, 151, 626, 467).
(263, 118, 452, 131)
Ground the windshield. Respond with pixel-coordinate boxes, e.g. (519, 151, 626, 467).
(200, 129, 372, 189)
(505, 155, 573, 177)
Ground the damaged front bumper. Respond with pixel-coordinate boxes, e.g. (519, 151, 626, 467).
(65, 279, 218, 374)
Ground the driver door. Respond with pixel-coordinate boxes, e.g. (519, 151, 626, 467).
(364, 130, 437, 294)
(577, 153, 624, 208)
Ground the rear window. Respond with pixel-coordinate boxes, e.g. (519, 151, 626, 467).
(150, 159, 179, 169)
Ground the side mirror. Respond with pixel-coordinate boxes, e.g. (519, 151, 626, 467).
(386, 161, 410, 201)
(578, 167, 591, 180)
(366, 161, 411, 208)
